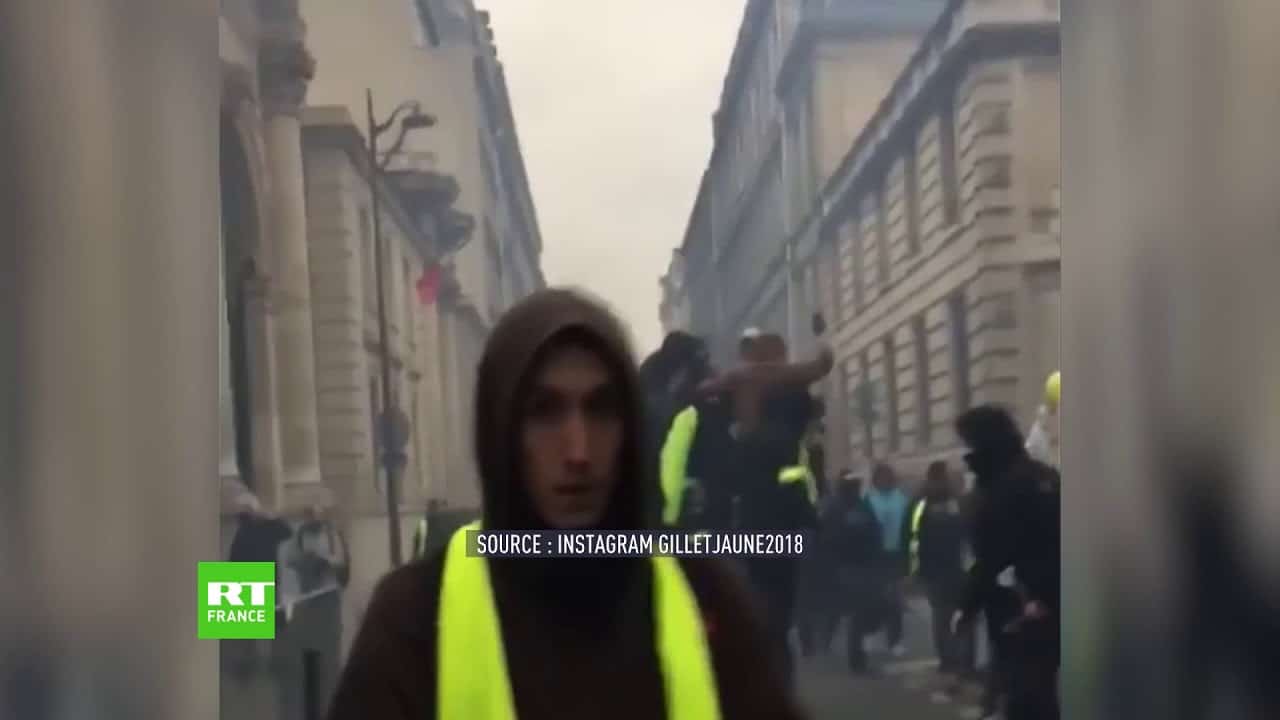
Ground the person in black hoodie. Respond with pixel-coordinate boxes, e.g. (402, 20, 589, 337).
(326, 288, 804, 720)
(639, 331, 707, 459)
(641, 331, 738, 531)
(952, 404, 1061, 720)
(822, 472, 883, 672)
(908, 461, 974, 692)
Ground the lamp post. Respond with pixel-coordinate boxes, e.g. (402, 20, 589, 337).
(366, 88, 435, 567)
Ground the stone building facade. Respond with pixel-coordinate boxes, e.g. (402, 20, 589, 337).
(220, 0, 331, 535)
(678, 0, 945, 364)
(676, 0, 1061, 484)
(299, 105, 463, 657)
(302, 0, 545, 512)
(658, 248, 691, 335)
(220, 2, 347, 719)
(798, 0, 1062, 479)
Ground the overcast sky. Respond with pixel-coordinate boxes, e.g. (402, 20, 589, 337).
(479, 0, 745, 355)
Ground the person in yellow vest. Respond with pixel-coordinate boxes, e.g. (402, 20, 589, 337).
(649, 333, 736, 531)
(327, 288, 804, 720)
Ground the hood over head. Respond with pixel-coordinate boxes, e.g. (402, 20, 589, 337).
(954, 404, 1028, 485)
(639, 331, 709, 406)
(473, 288, 653, 533)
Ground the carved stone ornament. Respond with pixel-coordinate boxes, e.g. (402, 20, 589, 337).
(259, 40, 316, 117)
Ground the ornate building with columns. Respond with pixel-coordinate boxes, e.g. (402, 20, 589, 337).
(302, 0, 547, 514)
(220, 0, 329, 534)
(220, 2, 345, 718)
(299, 102, 474, 660)
(219, 3, 545, 714)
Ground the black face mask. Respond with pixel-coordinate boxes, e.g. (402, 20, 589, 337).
(964, 451, 997, 480)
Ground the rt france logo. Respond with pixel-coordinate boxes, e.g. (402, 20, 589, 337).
(198, 562, 276, 639)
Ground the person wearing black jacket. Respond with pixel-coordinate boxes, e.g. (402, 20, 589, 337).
(952, 405, 1061, 720)
(822, 473, 883, 672)
(908, 461, 975, 692)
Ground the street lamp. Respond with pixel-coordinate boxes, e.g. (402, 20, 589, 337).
(366, 88, 435, 568)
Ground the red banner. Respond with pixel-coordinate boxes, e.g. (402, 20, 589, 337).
(416, 264, 441, 306)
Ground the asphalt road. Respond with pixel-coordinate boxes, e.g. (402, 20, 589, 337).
(794, 596, 990, 720)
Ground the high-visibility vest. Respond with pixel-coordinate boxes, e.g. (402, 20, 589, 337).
(437, 522, 722, 720)
(908, 499, 928, 577)
(909, 499, 976, 576)
(777, 444, 817, 505)
(660, 406, 700, 525)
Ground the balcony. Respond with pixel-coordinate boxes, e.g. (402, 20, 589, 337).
(385, 151, 473, 258)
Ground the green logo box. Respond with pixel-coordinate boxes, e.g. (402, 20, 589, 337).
(198, 562, 276, 640)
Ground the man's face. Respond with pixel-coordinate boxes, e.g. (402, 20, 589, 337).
(520, 342, 624, 529)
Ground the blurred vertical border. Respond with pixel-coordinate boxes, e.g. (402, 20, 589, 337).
(1064, 0, 1280, 718)
(0, 0, 220, 718)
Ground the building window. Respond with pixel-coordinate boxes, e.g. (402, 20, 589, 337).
(948, 293, 972, 415)
(483, 221, 503, 317)
(972, 101, 1012, 137)
(988, 293, 1017, 329)
(875, 189, 891, 289)
(976, 156, 1013, 190)
(369, 375, 381, 489)
(904, 144, 922, 255)
(882, 335, 900, 451)
(848, 216, 866, 311)
(359, 209, 374, 313)
(1028, 264, 1061, 295)
(939, 94, 961, 225)
(912, 316, 931, 447)
(835, 357, 851, 450)
(854, 352, 875, 457)
(1030, 207, 1057, 233)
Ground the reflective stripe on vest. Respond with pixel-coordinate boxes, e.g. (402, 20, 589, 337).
(777, 444, 817, 505)
(413, 518, 429, 559)
(660, 406, 700, 525)
(908, 499, 928, 577)
(437, 522, 722, 720)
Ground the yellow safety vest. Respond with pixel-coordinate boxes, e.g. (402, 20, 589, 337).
(908, 499, 928, 577)
(777, 444, 817, 505)
(437, 522, 722, 720)
(660, 406, 700, 525)
(909, 499, 976, 576)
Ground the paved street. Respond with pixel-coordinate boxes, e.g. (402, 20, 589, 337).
(795, 597, 989, 719)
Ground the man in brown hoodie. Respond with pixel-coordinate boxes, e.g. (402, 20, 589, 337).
(326, 288, 806, 720)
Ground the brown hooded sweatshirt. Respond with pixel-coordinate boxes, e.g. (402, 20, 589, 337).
(325, 289, 807, 720)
